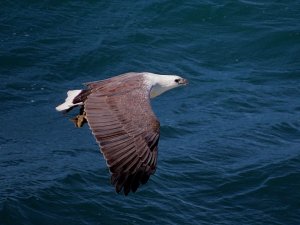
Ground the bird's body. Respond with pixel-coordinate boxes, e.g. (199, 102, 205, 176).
(56, 72, 187, 195)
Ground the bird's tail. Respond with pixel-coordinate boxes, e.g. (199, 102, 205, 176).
(56, 90, 83, 111)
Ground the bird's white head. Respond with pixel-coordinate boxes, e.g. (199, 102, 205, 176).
(143, 72, 188, 98)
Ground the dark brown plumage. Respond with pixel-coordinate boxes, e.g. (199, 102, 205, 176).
(84, 76, 159, 195)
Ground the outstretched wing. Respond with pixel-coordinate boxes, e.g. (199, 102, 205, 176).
(84, 76, 160, 195)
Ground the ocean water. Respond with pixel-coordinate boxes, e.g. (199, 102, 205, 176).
(1, 0, 300, 224)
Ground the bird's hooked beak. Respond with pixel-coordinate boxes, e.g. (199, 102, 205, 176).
(179, 78, 188, 85)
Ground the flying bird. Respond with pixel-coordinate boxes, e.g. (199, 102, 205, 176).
(56, 72, 188, 195)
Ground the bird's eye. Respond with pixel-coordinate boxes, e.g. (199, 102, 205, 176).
(175, 79, 180, 83)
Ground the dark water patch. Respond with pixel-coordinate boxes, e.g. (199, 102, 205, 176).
(0, 159, 25, 168)
(0, 91, 27, 106)
(242, 120, 300, 147)
(238, 70, 300, 85)
(270, 122, 300, 143)
(220, 95, 267, 113)
(160, 125, 193, 139)
(214, 155, 300, 223)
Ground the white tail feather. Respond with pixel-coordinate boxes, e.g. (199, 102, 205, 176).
(56, 90, 83, 111)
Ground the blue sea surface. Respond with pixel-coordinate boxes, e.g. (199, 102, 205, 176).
(1, 1, 300, 224)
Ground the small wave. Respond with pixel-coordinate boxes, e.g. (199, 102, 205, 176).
(160, 125, 193, 138)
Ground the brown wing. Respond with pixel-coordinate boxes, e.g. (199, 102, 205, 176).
(84, 77, 160, 195)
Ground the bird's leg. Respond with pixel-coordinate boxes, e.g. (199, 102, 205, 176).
(70, 106, 87, 128)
